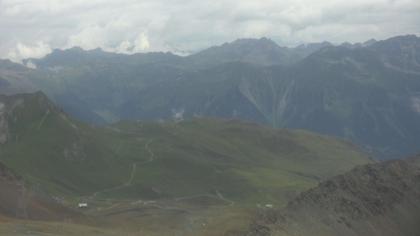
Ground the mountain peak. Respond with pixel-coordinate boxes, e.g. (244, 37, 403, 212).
(189, 37, 296, 66)
(388, 34, 419, 41)
(363, 39, 377, 46)
(372, 34, 420, 47)
(47, 47, 110, 58)
(226, 37, 280, 49)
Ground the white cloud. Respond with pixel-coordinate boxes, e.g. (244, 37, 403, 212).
(0, 0, 419, 61)
(7, 41, 52, 63)
(113, 33, 151, 54)
(67, 25, 108, 50)
(115, 40, 133, 54)
(133, 33, 151, 52)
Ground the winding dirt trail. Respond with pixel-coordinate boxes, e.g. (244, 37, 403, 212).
(142, 139, 156, 164)
(125, 139, 155, 185)
(86, 139, 155, 200)
(84, 138, 236, 215)
(216, 190, 235, 206)
(126, 163, 137, 186)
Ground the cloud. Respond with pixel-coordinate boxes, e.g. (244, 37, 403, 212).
(7, 41, 52, 63)
(66, 25, 108, 50)
(115, 40, 133, 54)
(0, 0, 419, 61)
(134, 33, 151, 52)
(114, 33, 151, 54)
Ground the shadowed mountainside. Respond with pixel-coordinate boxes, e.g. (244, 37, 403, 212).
(1, 35, 418, 158)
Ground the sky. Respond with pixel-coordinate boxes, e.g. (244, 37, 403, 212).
(1, 0, 419, 62)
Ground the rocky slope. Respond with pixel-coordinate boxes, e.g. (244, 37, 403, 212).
(249, 156, 420, 236)
(0, 161, 75, 220)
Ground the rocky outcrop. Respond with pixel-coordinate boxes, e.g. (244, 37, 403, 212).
(249, 157, 420, 236)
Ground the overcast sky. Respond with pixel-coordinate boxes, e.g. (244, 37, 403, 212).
(1, 0, 419, 62)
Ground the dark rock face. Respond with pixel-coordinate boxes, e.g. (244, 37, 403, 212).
(250, 156, 420, 236)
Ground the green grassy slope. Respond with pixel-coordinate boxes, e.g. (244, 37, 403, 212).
(0, 92, 130, 196)
(112, 119, 370, 205)
(0, 92, 371, 207)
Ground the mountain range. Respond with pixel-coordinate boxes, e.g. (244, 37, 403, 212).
(1, 35, 419, 159)
(1, 30, 419, 235)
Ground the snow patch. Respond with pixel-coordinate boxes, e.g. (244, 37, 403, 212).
(412, 97, 420, 113)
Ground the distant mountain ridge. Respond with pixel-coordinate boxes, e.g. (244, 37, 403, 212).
(2, 34, 420, 158)
(26, 37, 335, 69)
(187, 37, 312, 67)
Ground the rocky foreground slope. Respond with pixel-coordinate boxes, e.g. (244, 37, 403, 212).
(0, 161, 76, 220)
(249, 156, 420, 236)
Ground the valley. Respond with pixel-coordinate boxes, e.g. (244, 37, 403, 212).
(0, 92, 372, 235)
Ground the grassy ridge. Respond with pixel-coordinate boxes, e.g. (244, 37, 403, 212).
(0, 93, 371, 207)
